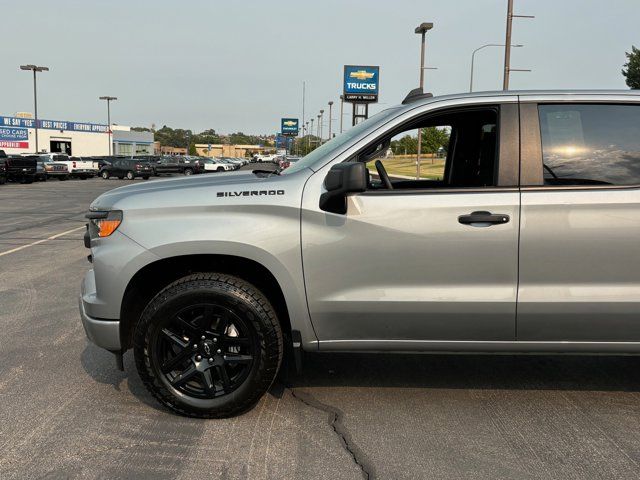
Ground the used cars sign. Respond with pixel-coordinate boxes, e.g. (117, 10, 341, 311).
(0, 126, 29, 149)
(343, 65, 379, 102)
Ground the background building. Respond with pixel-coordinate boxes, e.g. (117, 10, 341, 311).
(194, 144, 267, 158)
(111, 126, 154, 156)
(0, 113, 154, 156)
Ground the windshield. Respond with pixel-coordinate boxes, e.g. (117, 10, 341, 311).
(282, 107, 402, 174)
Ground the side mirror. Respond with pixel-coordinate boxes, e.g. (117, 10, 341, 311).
(319, 162, 367, 214)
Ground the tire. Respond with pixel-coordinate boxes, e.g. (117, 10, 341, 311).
(80, 176, 87, 180)
(102, 170, 110, 179)
(59, 175, 68, 181)
(217, 167, 224, 172)
(184, 168, 193, 176)
(126, 171, 135, 180)
(142, 176, 150, 180)
(134, 273, 283, 418)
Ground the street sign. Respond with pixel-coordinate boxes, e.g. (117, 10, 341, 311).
(343, 65, 379, 103)
(281, 118, 299, 136)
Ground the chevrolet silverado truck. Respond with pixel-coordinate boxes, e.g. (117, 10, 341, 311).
(38, 154, 98, 179)
(80, 90, 640, 418)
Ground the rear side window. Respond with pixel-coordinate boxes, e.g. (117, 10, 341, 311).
(539, 104, 640, 186)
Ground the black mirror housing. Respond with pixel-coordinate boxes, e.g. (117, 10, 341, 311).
(319, 162, 367, 214)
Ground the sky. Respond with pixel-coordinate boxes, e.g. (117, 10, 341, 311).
(0, 0, 638, 135)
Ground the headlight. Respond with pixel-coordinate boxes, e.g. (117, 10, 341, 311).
(86, 210, 123, 238)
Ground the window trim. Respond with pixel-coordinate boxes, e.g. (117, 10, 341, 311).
(350, 103, 519, 196)
(520, 101, 640, 190)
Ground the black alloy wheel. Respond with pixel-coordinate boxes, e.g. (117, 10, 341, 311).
(134, 273, 283, 418)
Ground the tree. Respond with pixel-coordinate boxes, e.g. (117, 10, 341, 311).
(421, 127, 450, 154)
(622, 46, 640, 89)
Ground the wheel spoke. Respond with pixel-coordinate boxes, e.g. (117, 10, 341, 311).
(161, 328, 189, 348)
(202, 368, 216, 396)
(223, 353, 253, 364)
(171, 363, 198, 388)
(214, 314, 229, 335)
(216, 365, 231, 391)
(176, 315, 199, 337)
(160, 346, 193, 374)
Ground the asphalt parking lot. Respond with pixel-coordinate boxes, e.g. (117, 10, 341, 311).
(2, 175, 640, 480)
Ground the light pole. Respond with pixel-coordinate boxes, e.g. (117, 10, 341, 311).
(319, 110, 324, 143)
(503, 0, 534, 89)
(20, 64, 49, 153)
(310, 118, 315, 147)
(328, 101, 334, 140)
(414, 22, 433, 179)
(339, 95, 344, 134)
(316, 114, 321, 143)
(99, 96, 117, 155)
(306, 121, 310, 150)
(470, 44, 522, 92)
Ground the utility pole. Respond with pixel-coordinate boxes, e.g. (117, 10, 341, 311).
(470, 44, 522, 92)
(414, 22, 433, 179)
(20, 64, 49, 153)
(99, 96, 117, 155)
(328, 101, 333, 140)
(503, 0, 534, 90)
(302, 81, 305, 140)
(339, 95, 344, 133)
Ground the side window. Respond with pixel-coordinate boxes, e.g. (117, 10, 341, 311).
(539, 104, 640, 186)
(364, 107, 499, 190)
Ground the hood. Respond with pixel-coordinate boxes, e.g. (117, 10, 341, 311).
(89, 170, 302, 211)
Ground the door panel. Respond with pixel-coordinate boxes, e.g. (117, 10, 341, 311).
(518, 189, 640, 341)
(301, 191, 520, 342)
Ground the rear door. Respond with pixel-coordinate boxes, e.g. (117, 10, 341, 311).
(518, 97, 640, 341)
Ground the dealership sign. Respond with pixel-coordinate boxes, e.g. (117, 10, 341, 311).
(0, 126, 29, 149)
(0, 115, 108, 133)
(280, 118, 299, 136)
(343, 65, 379, 102)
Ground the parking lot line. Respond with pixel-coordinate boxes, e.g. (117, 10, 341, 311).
(0, 225, 85, 257)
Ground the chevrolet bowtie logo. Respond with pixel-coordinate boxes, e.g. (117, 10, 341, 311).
(283, 121, 296, 127)
(349, 70, 375, 80)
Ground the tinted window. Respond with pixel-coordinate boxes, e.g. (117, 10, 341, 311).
(539, 104, 640, 186)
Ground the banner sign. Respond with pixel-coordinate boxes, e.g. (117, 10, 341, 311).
(280, 118, 299, 136)
(0, 115, 108, 133)
(0, 126, 29, 149)
(343, 65, 379, 102)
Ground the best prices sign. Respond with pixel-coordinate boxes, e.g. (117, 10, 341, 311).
(0, 126, 29, 149)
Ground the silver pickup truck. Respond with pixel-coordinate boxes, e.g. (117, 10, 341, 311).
(80, 89, 640, 418)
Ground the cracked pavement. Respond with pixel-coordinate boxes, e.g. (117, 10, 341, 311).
(3, 178, 640, 479)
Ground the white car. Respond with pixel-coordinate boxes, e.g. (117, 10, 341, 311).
(253, 153, 278, 163)
(199, 158, 234, 172)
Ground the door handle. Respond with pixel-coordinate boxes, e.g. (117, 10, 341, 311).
(458, 211, 510, 226)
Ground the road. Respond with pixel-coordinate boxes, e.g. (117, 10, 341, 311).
(2, 175, 640, 479)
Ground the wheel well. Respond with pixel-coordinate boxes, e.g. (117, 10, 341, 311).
(119, 254, 292, 351)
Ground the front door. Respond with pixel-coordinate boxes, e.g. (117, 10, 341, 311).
(518, 101, 640, 341)
(301, 102, 521, 347)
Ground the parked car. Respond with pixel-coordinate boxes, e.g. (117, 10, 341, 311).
(100, 159, 153, 180)
(0, 150, 6, 184)
(278, 156, 301, 170)
(221, 157, 245, 168)
(253, 153, 278, 163)
(1, 153, 37, 183)
(37, 154, 70, 180)
(155, 156, 202, 175)
(198, 158, 235, 173)
(81, 89, 640, 418)
(217, 158, 241, 170)
(36, 154, 98, 179)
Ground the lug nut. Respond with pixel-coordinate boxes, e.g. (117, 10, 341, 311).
(201, 335, 206, 340)
(216, 349, 222, 354)
(213, 338, 217, 343)
(208, 357, 214, 362)
(196, 355, 202, 361)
